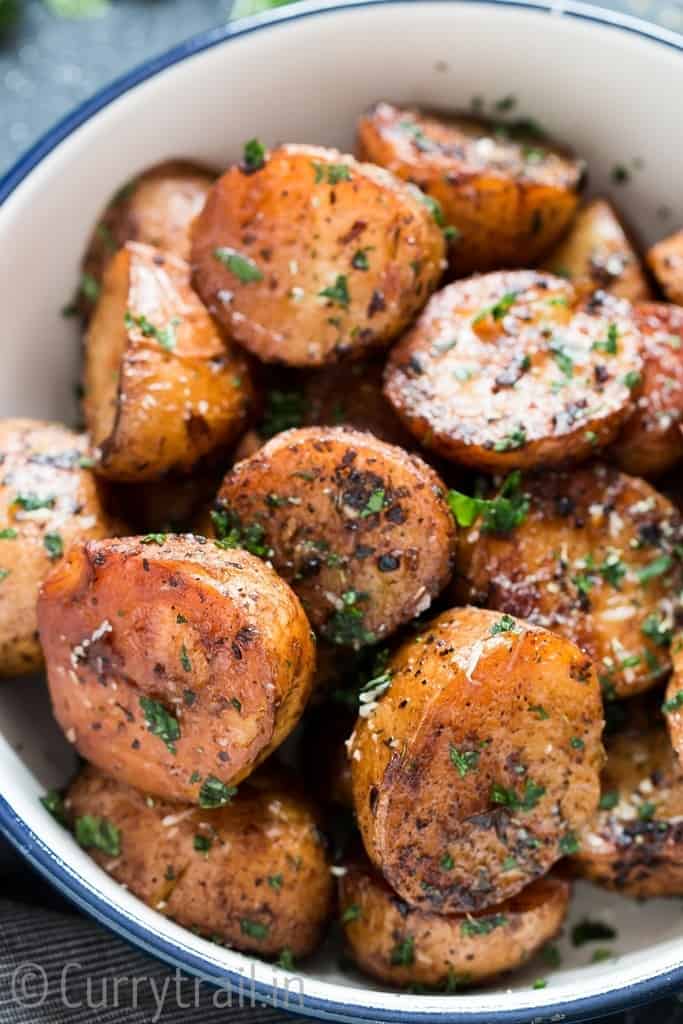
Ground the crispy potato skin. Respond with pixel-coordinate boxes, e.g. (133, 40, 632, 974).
(349, 607, 603, 913)
(647, 230, 683, 307)
(37, 535, 315, 801)
(610, 303, 683, 477)
(573, 709, 683, 897)
(210, 427, 456, 645)
(190, 145, 445, 366)
(67, 766, 333, 957)
(541, 198, 652, 303)
(383, 271, 641, 471)
(0, 419, 121, 678)
(339, 855, 570, 988)
(358, 103, 583, 276)
(664, 636, 683, 769)
(454, 464, 682, 697)
(79, 160, 214, 317)
(84, 243, 252, 482)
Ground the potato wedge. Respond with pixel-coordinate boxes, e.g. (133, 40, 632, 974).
(339, 853, 570, 989)
(647, 229, 683, 306)
(454, 464, 682, 698)
(0, 419, 121, 678)
(383, 271, 642, 471)
(348, 607, 603, 913)
(190, 144, 445, 366)
(573, 706, 683, 897)
(209, 427, 456, 645)
(357, 102, 584, 276)
(84, 242, 252, 482)
(610, 303, 683, 477)
(37, 535, 315, 802)
(66, 765, 332, 958)
(78, 160, 214, 318)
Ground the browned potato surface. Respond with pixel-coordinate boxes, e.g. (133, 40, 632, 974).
(384, 271, 642, 471)
(0, 419, 121, 678)
(663, 635, 683, 768)
(349, 606, 603, 913)
(541, 198, 652, 302)
(190, 144, 445, 366)
(573, 708, 683, 897)
(67, 765, 333, 958)
(210, 427, 456, 645)
(339, 854, 570, 988)
(84, 242, 252, 481)
(37, 535, 315, 802)
(78, 160, 214, 317)
(610, 303, 683, 476)
(358, 102, 584, 276)
(454, 464, 683, 698)
(647, 229, 683, 306)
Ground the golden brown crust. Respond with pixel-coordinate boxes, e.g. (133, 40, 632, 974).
(37, 535, 315, 801)
(349, 607, 603, 913)
(664, 635, 683, 769)
(357, 102, 583, 276)
(66, 765, 333, 958)
(209, 427, 456, 645)
(339, 854, 570, 988)
(453, 464, 683, 697)
(383, 271, 642, 471)
(0, 419, 121, 678)
(84, 243, 253, 481)
(190, 144, 445, 366)
(647, 230, 683, 307)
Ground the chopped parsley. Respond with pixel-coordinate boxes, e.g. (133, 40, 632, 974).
(623, 370, 642, 389)
(0, 528, 17, 539)
(663, 690, 683, 714)
(550, 339, 574, 378)
(361, 488, 387, 517)
(571, 919, 617, 947)
(449, 744, 480, 777)
(319, 275, 350, 308)
(277, 949, 295, 970)
(641, 613, 672, 647)
(541, 945, 561, 968)
(268, 874, 283, 890)
(43, 532, 63, 560)
(440, 852, 454, 870)
(637, 554, 672, 584)
(198, 776, 237, 809)
(139, 696, 180, 754)
(194, 834, 212, 853)
(124, 311, 180, 352)
(559, 831, 580, 855)
(490, 614, 517, 635)
(493, 426, 527, 452)
(13, 493, 55, 512)
(599, 790, 619, 810)
(352, 248, 370, 271)
(461, 914, 507, 937)
(472, 291, 519, 326)
(638, 800, 656, 821)
(490, 778, 545, 812)
(312, 161, 352, 184)
(141, 533, 166, 545)
(213, 247, 264, 283)
(323, 590, 375, 648)
(447, 471, 529, 533)
(240, 919, 269, 941)
(342, 904, 361, 923)
(390, 936, 415, 966)
(592, 323, 619, 355)
(570, 736, 584, 750)
(533, 979, 548, 990)
(41, 789, 68, 826)
(260, 388, 307, 438)
(530, 705, 549, 720)
(242, 137, 266, 172)
(75, 815, 121, 856)
(211, 504, 273, 559)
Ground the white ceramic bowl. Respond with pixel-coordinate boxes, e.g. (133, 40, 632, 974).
(1, 2, 683, 1020)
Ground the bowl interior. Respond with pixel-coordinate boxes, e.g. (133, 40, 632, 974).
(1, 2, 682, 1020)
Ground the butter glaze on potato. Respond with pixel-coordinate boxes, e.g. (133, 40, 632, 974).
(38, 535, 315, 802)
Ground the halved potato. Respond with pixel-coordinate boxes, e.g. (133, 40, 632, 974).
(541, 198, 652, 302)
(190, 144, 445, 366)
(37, 535, 315, 802)
(349, 606, 603, 913)
(209, 427, 456, 646)
(339, 853, 570, 988)
(610, 303, 683, 477)
(0, 419, 121, 678)
(66, 765, 333, 958)
(357, 102, 584, 276)
(384, 271, 642, 471)
(84, 242, 252, 482)
(454, 464, 683, 697)
(647, 229, 683, 306)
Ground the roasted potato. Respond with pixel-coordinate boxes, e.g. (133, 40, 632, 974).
(190, 144, 445, 366)
(66, 765, 333, 958)
(349, 606, 603, 913)
(357, 102, 584, 276)
(37, 535, 315, 802)
(540, 198, 652, 303)
(84, 242, 252, 482)
(663, 634, 683, 768)
(0, 419, 121, 678)
(647, 229, 683, 306)
(78, 160, 214, 318)
(383, 271, 642, 471)
(454, 464, 682, 698)
(209, 427, 456, 645)
(573, 706, 683, 897)
(610, 303, 683, 477)
(339, 853, 570, 988)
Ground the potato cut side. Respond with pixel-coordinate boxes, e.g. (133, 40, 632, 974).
(384, 271, 642, 471)
(348, 607, 603, 913)
(84, 242, 253, 482)
(647, 229, 683, 306)
(38, 535, 315, 802)
(190, 144, 445, 366)
(66, 765, 333, 958)
(358, 102, 584, 276)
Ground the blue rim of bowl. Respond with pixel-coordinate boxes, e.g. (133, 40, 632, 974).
(0, 1, 682, 1020)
